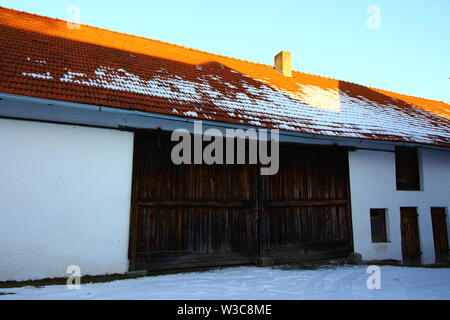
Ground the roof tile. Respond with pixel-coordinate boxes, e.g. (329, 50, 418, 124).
(0, 6, 449, 147)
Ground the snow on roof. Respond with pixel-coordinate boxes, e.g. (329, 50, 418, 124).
(0, 7, 449, 147)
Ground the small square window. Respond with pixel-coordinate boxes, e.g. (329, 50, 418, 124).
(370, 209, 388, 243)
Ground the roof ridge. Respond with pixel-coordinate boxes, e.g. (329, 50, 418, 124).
(0, 6, 273, 69)
(293, 68, 450, 105)
(368, 85, 450, 105)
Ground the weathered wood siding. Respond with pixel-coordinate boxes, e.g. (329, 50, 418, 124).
(400, 207, 422, 265)
(262, 145, 352, 263)
(129, 132, 352, 271)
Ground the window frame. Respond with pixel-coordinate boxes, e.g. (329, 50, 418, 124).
(395, 146, 421, 191)
(370, 208, 388, 243)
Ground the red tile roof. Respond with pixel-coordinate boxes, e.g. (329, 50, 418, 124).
(1, 7, 449, 147)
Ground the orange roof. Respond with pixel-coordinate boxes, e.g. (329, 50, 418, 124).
(0, 6, 449, 147)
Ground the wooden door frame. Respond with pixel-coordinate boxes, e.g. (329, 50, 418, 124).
(128, 133, 142, 271)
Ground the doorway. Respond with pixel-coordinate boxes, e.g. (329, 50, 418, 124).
(431, 207, 449, 263)
(400, 207, 421, 265)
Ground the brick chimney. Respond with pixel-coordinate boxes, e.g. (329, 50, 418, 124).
(274, 51, 292, 77)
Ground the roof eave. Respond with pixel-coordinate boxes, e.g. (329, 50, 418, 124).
(0, 92, 449, 151)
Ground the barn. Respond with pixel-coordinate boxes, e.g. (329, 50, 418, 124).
(0, 7, 449, 281)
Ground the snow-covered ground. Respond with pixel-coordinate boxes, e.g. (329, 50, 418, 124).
(1, 265, 450, 300)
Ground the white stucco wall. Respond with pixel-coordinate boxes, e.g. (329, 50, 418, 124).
(0, 118, 134, 281)
(349, 147, 450, 264)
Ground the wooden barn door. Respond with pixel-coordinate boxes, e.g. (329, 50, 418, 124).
(431, 208, 449, 263)
(400, 207, 421, 265)
(259, 145, 353, 262)
(129, 132, 257, 271)
(129, 132, 353, 271)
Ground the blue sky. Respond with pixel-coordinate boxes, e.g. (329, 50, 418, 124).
(2, 0, 449, 102)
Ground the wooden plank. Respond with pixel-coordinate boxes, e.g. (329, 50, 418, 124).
(344, 150, 355, 252)
(136, 252, 254, 271)
(265, 199, 348, 208)
(137, 200, 255, 208)
(400, 207, 422, 265)
(431, 208, 449, 263)
(137, 250, 190, 257)
(127, 134, 141, 271)
(257, 174, 269, 257)
(271, 249, 351, 264)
